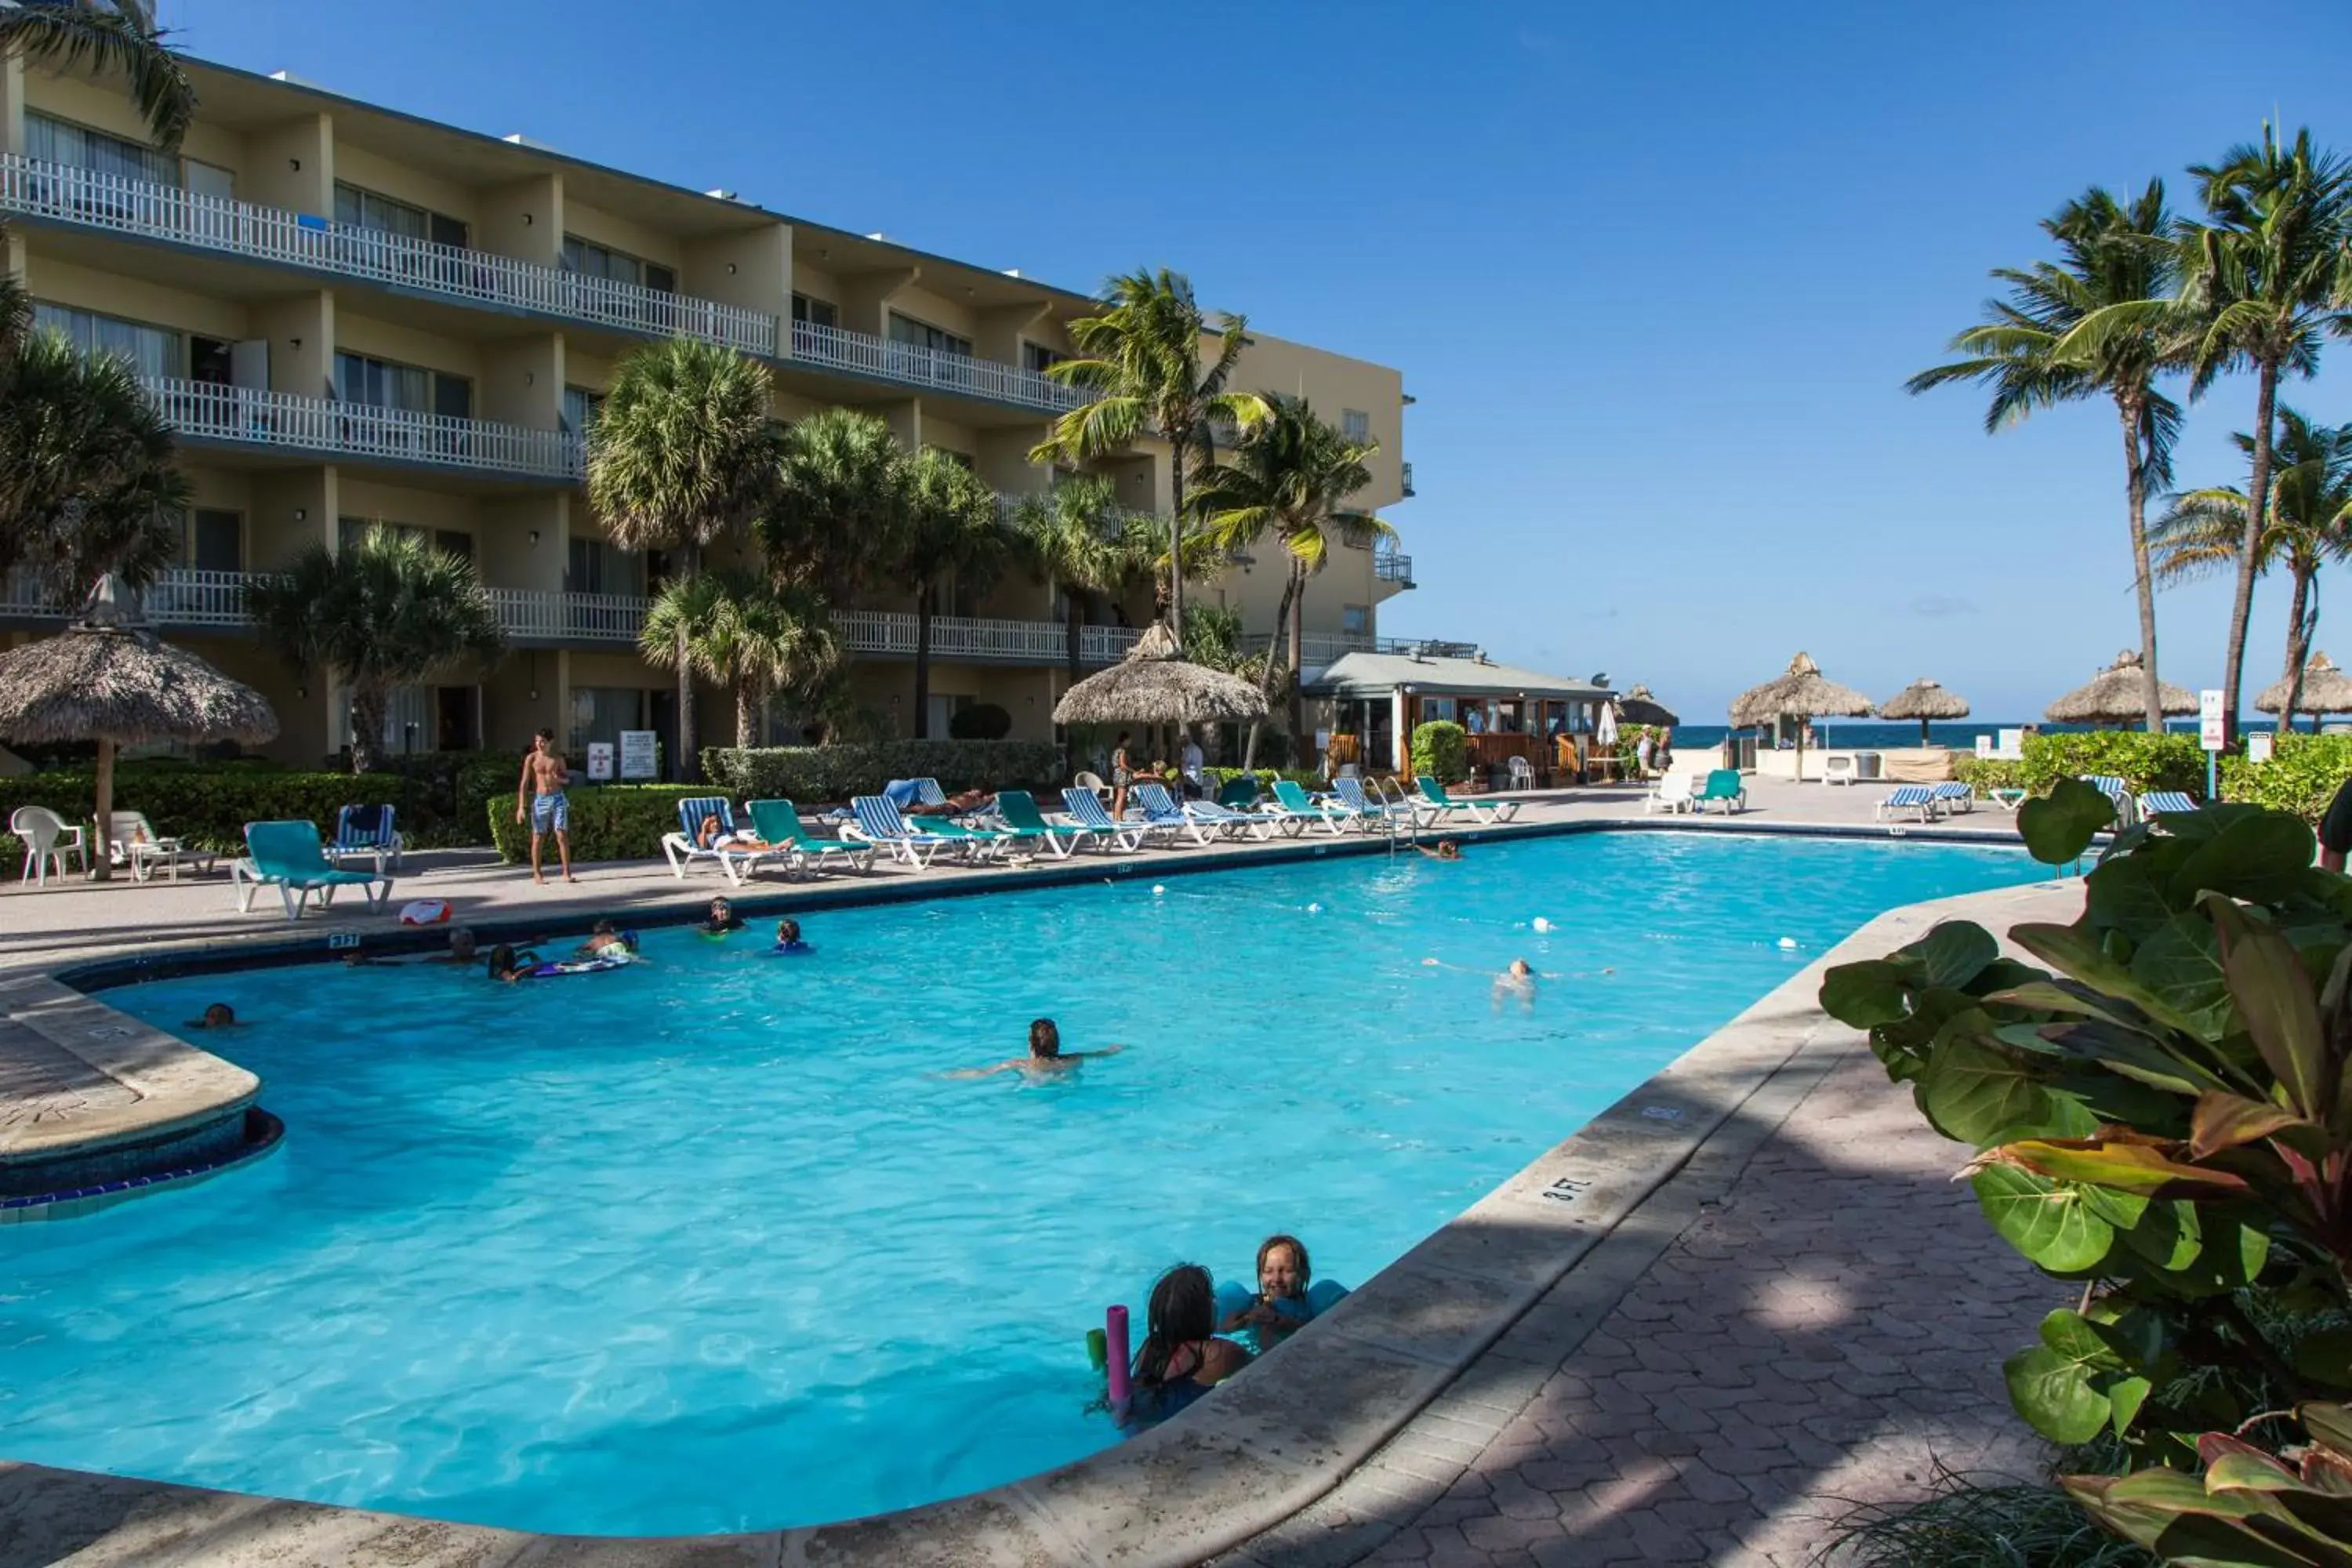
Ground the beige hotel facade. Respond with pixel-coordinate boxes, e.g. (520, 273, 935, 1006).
(0, 50, 1415, 768)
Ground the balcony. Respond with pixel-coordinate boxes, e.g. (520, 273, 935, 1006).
(1401, 461, 1415, 497)
(789, 320, 1087, 416)
(0, 567, 255, 629)
(0, 154, 777, 356)
(1374, 550, 1414, 586)
(144, 376, 584, 482)
(836, 609, 1138, 665)
(489, 589, 650, 644)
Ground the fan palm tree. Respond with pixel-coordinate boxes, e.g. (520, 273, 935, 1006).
(640, 566, 838, 749)
(0, 328, 189, 598)
(759, 406, 906, 602)
(890, 448, 1009, 737)
(246, 525, 503, 774)
(1907, 182, 2183, 732)
(1028, 268, 1270, 645)
(2150, 406, 2352, 732)
(1193, 395, 1383, 766)
(586, 338, 782, 782)
(1012, 475, 1160, 695)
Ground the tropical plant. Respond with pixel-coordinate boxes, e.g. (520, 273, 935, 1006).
(0, 328, 188, 598)
(585, 338, 782, 782)
(1011, 475, 1159, 694)
(1410, 720, 1468, 784)
(1820, 782, 2352, 1559)
(1193, 394, 1382, 766)
(1029, 268, 1271, 644)
(2151, 405, 2352, 731)
(760, 406, 906, 603)
(2219, 733, 2352, 825)
(1907, 183, 2183, 733)
(1822, 1465, 2157, 1568)
(891, 448, 1009, 738)
(246, 525, 503, 773)
(639, 566, 837, 749)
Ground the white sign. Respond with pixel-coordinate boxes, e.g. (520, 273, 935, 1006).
(2199, 689, 2227, 753)
(2249, 732, 2275, 764)
(619, 730, 659, 780)
(586, 742, 615, 782)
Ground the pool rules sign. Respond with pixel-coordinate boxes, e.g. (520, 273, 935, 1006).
(2199, 690, 2226, 751)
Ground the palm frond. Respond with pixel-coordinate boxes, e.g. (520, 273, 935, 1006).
(0, 2, 196, 151)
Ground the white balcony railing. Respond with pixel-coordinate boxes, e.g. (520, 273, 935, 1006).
(488, 589, 650, 643)
(0, 154, 776, 357)
(837, 610, 1137, 665)
(790, 320, 1087, 415)
(1374, 550, 1414, 584)
(144, 376, 583, 481)
(2, 567, 257, 628)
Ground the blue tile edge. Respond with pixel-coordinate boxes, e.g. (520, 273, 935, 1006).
(0, 1108, 284, 1222)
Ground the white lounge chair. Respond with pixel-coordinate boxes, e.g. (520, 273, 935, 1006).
(107, 811, 217, 881)
(1131, 782, 1218, 845)
(1060, 788, 1152, 851)
(845, 794, 966, 868)
(2139, 789, 2198, 821)
(659, 796, 786, 884)
(10, 805, 85, 886)
(330, 803, 405, 873)
(1644, 773, 1696, 814)
(1929, 782, 1973, 815)
(1875, 785, 1939, 823)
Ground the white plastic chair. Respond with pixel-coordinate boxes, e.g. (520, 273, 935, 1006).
(1504, 754, 1536, 791)
(1822, 755, 1856, 786)
(1073, 770, 1112, 803)
(11, 805, 88, 886)
(107, 811, 216, 882)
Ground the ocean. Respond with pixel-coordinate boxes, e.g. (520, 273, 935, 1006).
(1659, 719, 2297, 750)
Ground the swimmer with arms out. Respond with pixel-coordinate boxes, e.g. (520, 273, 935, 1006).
(948, 1018, 1124, 1079)
(1410, 838, 1463, 861)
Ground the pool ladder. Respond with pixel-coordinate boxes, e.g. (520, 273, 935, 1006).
(1372, 775, 1422, 855)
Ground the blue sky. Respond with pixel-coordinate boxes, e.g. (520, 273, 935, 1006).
(165, 2, 2352, 723)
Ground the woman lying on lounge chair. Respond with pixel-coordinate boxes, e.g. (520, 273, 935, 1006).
(695, 814, 776, 853)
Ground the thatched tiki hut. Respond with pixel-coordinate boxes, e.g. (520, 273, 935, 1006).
(2256, 652, 2352, 731)
(1729, 652, 1873, 777)
(1878, 678, 1970, 746)
(0, 577, 278, 880)
(2045, 650, 2195, 728)
(1054, 623, 1269, 745)
(1616, 684, 1679, 728)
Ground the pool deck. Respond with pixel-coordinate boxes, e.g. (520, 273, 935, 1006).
(0, 779, 2071, 1565)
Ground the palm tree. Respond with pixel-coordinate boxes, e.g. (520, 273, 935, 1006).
(759, 406, 904, 601)
(247, 525, 503, 773)
(0, 328, 189, 598)
(1193, 395, 1382, 766)
(1029, 269, 1269, 644)
(640, 566, 838, 748)
(1012, 476, 1160, 695)
(1907, 182, 2183, 732)
(586, 338, 782, 782)
(891, 448, 1008, 737)
(2150, 406, 2352, 731)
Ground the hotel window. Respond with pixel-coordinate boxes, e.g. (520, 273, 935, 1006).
(335, 351, 471, 419)
(434, 529, 473, 562)
(1341, 408, 1371, 444)
(562, 384, 606, 434)
(334, 181, 468, 249)
(568, 537, 645, 597)
(790, 293, 838, 329)
(24, 112, 178, 185)
(1022, 342, 1065, 374)
(568, 685, 644, 755)
(1342, 604, 1370, 637)
(887, 311, 972, 358)
(31, 302, 181, 379)
(563, 234, 675, 293)
(927, 447, 977, 470)
(186, 509, 242, 572)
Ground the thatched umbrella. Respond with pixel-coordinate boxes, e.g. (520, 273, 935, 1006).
(1617, 684, 1679, 728)
(1878, 678, 1970, 746)
(2045, 649, 2196, 728)
(1053, 622, 1269, 730)
(2257, 652, 2352, 729)
(0, 576, 278, 880)
(1729, 652, 1874, 779)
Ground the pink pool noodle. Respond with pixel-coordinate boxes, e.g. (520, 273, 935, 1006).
(1105, 1305, 1131, 1411)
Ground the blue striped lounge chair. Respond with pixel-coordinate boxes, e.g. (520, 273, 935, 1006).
(2138, 789, 2198, 823)
(1060, 788, 1152, 851)
(1875, 785, 1939, 823)
(1182, 795, 1279, 840)
(2082, 775, 2136, 828)
(848, 794, 970, 868)
(661, 796, 785, 884)
(1131, 782, 1218, 846)
(330, 802, 404, 873)
(1330, 775, 1403, 833)
(1928, 782, 1973, 815)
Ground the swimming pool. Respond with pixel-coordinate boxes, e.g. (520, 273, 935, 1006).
(0, 831, 2042, 1534)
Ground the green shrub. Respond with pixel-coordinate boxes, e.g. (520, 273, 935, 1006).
(2216, 731, 2352, 823)
(1611, 723, 1665, 768)
(1822, 1468, 2156, 1567)
(946, 703, 1012, 741)
(1200, 766, 1325, 792)
(1951, 757, 2027, 795)
(701, 740, 1063, 804)
(485, 784, 716, 864)
(0, 766, 434, 878)
(1409, 720, 1468, 784)
(2016, 731, 2204, 797)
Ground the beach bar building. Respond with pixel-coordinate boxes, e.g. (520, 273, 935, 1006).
(1305, 645, 1613, 780)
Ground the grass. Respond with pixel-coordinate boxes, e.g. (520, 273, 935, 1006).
(1816, 1465, 2156, 1568)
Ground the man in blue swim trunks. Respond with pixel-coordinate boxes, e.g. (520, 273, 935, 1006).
(515, 728, 575, 886)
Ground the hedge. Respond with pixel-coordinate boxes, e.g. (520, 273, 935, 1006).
(0, 765, 440, 880)
(485, 784, 717, 865)
(700, 740, 1063, 804)
(1410, 720, 1469, 784)
(2217, 733, 2352, 824)
(2015, 731, 2205, 796)
(1200, 766, 1327, 791)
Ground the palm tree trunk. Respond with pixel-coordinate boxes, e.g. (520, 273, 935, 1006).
(913, 581, 934, 739)
(89, 736, 114, 883)
(735, 668, 756, 750)
(1287, 561, 1311, 768)
(2281, 561, 2315, 734)
(674, 541, 701, 783)
(1243, 567, 1301, 771)
(1167, 434, 1188, 645)
(350, 683, 387, 775)
(2119, 397, 2164, 735)
(2222, 360, 2281, 747)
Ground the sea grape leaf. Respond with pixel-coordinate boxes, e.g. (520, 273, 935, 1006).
(1973, 1163, 2114, 1272)
(2107, 1374, 2154, 1435)
(1969, 957, 2050, 998)
(2088, 854, 2183, 943)
(1900, 921, 2000, 990)
(2005, 1344, 2114, 1443)
(2129, 914, 2234, 1042)
(2010, 922, 2204, 1036)
(2020, 779, 2115, 866)
(2172, 814, 2321, 906)
(1819, 960, 1915, 1029)
(1920, 1036, 2076, 1145)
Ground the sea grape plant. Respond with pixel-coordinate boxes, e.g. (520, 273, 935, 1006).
(1820, 780, 2352, 1553)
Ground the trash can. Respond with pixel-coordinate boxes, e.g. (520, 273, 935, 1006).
(1854, 751, 1883, 781)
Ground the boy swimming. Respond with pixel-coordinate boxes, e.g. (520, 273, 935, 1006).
(773, 918, 811, 955)
(949, 1018, 1125, 1079)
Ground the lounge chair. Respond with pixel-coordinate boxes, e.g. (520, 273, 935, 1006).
(10, 805, 86, 886)
(990, 790, 1082, 858)
(1928, 782, 1973, 815)
(1330, 775, 1403, 833)
(2082, 775, 2137, 828)
(2139, 789, 2198, 821)
(233, 819, 394, 920)
(1131, 782, 1219, 845)
(847, 794, 967, 868)
(1692, 769, 1748, 815)
(1215, 776, 1264, 811)
(1267, 779, 1341, 835)
(1643, 773, 1696, 815)
(746, 799, 875, 877)
(330, 803, 405, 873)
(1073, 770, 1112, 803)
(1060, 788, 1152, 851)
(913, 777, 994, 821)
(1413, 775, 1516, 827)
(1875, 785, 1939, 823)
(660, 796, 787, 884)
(106, 810, 216, 881)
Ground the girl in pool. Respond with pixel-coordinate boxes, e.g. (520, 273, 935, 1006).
(1130, 1265, 1250, 1425)
(698, 897, 743, 936)
(773, 917, 811, 954)
(1219, 1235, 1318, 1352)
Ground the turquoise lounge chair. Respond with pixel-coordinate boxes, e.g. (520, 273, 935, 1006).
(233, 819, 394, 920)
(1215, 776, 1264, 811)
(991, 790, 1080, 857)
(1693, 769, 1747, 815)
(746, 799, 874, 877)
(1413, 775, 1517, 827)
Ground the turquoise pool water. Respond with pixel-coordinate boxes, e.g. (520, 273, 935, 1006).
(0, 832, 2043, 1534)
